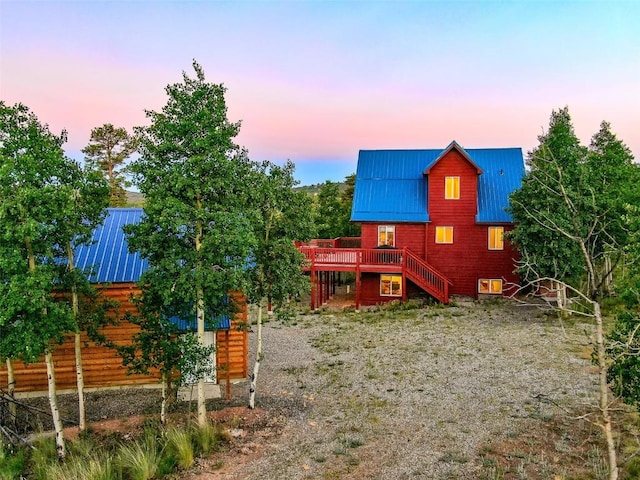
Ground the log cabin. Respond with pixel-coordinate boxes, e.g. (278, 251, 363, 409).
(0, 208, 248, 395)
(299, 141, 525, 308)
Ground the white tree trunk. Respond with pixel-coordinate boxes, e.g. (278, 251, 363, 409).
(67, 243, 86, 431)
(45, 351, 65, 460)
(74, 332, 85, 431)
(6, 358, 16, 425)
(593, 302, 618, 480)
(195, 210, 207, 426)
(196, 297, 207, 425)
(161, 372, 168, 425)
(555, 281, 568, 317)
(248, 302, 263, 409)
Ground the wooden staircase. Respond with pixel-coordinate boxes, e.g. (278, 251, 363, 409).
(404, 249, 451, 304)
(298, 245, 451, 305)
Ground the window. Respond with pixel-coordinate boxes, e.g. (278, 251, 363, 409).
(478, 279, 503, 294)
(378, 225, 395, 247)
(381, 274, 402, 296)
(445, 176, 460, 199)
(435, 226, 453, 244)
(488, 227, 504, 250)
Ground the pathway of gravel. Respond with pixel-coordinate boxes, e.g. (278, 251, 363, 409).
(227, 300, 598, 479)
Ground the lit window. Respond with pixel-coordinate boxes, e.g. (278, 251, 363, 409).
(378, 225, 395, 247)
(478, 279, 503, 294)
(445, 177, 460, 199)
(381, 275, 402, 296)
(488, 227, 504, 250)
(435, 226, 453, 244)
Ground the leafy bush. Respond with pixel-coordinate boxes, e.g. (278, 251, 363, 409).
(0, 442, 26, 480)
(116, 432, 163, 480)
(606, 310, 640, 407)
(191, 421, 227, 456)
(164, 427, 194, 470)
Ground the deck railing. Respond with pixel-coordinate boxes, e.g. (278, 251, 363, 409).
(299, 247, 403, 267)
(404, 250, 450, 303)
(298, 246, 450, 303)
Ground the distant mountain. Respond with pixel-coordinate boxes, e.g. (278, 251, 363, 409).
(125, 183, 341, 205)
(295, 182, 346, 196)
(125, 191, 145, 207)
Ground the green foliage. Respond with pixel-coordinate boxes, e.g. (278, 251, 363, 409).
(127, 59, 255, 320)
(0, 101, 78, 363)
(509, 107, 586, 283)
(606, 310, 640, 408)
(116, 432, 162, 480)
(509, 107, 640, 298)
(313, 174, 360, 239)
(249, 160, 315, 316)
(118, 309, 215, 401)
(124, 61, 258, 398)
(82, 123, 137, 207)
(164, 427, 194, 469)
(191, 420, 226, 456)
(0, 442, 26, 480)
(340, 173, 360, 237)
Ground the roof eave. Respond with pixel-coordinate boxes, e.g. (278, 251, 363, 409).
(423, 140, 484, 175)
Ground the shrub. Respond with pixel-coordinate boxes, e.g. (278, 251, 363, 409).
(0, 442, 26, 480)
(164, 427, 194, 470)
(116, 432, 162, 480)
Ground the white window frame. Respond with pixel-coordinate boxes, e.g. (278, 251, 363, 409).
(380, 274, 402, 297)
(478, 278, 503, 294)
(378, 225, 395, 247)
(488, 226, 504, 250)
(435, 226, 454, 244)
(445, 176, 460, 200)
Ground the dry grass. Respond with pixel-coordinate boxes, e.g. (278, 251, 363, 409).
(221, 298, 637, 479)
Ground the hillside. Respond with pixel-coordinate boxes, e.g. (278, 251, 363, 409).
(127, 183, 345, 204)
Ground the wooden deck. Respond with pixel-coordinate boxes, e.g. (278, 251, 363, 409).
(298, 246, 451, 308)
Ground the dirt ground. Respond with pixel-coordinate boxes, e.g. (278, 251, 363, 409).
(11, 296, 640, 479)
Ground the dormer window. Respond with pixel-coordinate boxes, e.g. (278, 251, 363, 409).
(445, 176, 460, 199)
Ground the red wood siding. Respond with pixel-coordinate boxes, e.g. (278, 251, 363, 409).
(360, 274, 430, 306)
(426, 150, 518, 296)
(357, 148, 519, 301)
(0, 284, 248, 394)
(361, 223, 426, 257)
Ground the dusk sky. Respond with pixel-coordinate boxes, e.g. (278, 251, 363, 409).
(1, 1, 638, 186)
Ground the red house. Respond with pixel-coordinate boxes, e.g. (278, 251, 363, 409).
(299, 141, 525, 307)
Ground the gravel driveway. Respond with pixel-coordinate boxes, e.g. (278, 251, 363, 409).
(224, 299, 598, 479)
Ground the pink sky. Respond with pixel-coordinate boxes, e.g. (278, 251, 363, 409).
(1, 1, 638, 185)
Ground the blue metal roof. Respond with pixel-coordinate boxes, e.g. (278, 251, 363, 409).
(75, 208, 148, 283)
(168, 301, 231, 331)
(351, 145, 524, 223)
(74, 207, 230, 330)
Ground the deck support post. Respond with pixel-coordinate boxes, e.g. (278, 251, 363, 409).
(324, 271, 330, 304)
(310, 267, 316, 311)
(355, 251, 361, 312)
(402, 247, 407, 303)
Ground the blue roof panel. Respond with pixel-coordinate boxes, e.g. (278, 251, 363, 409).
(75, 208, 148, 283)
(169, 314, 231, 332)
(75, 208, 230, 331)
(351, 146, 524, 223)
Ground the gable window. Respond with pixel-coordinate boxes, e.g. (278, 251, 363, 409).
(488, 227, 504, 250)
(445, 176, 460, 199)
(478, 279, 503, 294)
(378, 225, 395, 247)
(381, 274, 402, 296)
(435, 226, 453, 244)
